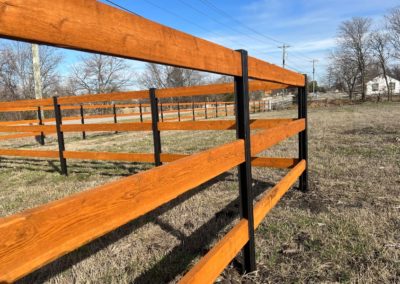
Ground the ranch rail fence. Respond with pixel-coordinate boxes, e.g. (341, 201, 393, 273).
(0, 81, 293, 175)
(0, 1, 308, 283)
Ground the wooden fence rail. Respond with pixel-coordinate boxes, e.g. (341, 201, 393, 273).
(0, 1, 308, 282)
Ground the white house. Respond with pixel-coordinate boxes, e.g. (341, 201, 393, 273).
(366, 75, 400, 96)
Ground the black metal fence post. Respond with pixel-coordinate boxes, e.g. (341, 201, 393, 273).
(204, 101, 208, 119)
(113, 103, 118, 134)
(149, 88, 162, 166)
(53, 96, 68, 176)
(80, 105, 86, 140)
(37, 106, 45, 145)
(215, 100, 218, 118)
(234, 49, 256, 273)
(192, 99, 195, 121)
(298, 75, 308, 192)
(177, 101, 181, 121)
(225, 102, 228, 116)
(160, 102, 164, 122)
(139, 102, 143, 122)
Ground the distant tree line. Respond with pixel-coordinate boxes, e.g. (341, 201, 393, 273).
(327, 6, 400, 101)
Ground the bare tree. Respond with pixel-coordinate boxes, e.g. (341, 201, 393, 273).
(0, 41, 62, 102)
(337, 17, 372, 100)
(386, 6, 400, 59)
(137, 63, 208, 102)
(328, 49, 360, 99)
(389, 65, 400, 80)
(137, 63, 207, 89)
(369, 31, 392, 100)
(69, 54, 133, 94)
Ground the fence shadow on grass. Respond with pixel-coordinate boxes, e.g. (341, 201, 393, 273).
(16, 171, 254, 284)
(133, 178, 273, 284)
(0, 157, 152, 177)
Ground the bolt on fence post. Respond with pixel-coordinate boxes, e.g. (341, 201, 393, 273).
(204, 101, 208, 119)
(80, 105, 86, 140)
(298, 75, 308, 192)
(192, 99, 195, 121)
(37, 106, 45, 145)
(234, 49, 256, 273)
(113, 103, 118, 134)
(149, 88, 162, 166)
(160, 102, 164, 122)
(53, 96, 67, 176)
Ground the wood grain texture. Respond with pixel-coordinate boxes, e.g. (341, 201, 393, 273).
(0, 140, 245, 282)
(0, 0, 304, 85)
(251, 157, 299, 169)
(251, 119, 306, 155)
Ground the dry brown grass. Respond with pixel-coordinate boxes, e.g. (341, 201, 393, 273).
(0, 102, 399, 283)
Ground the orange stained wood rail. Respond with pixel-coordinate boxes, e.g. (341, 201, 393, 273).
(0, 80, 285, 111)
(0, 118, 305, 282)
(0, 148, 298, 169)
(0, 0, 304, 86)
(179, 160, 306, 284)
(0, 119, 297, 134)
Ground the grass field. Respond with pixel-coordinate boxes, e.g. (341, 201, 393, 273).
(0, 102, 399, 283)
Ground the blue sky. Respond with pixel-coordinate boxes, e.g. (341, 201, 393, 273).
(61, 0, 399, 82)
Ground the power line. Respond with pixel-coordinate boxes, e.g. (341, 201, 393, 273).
(196, 0, 313, 61)
(141, 0, 277, 56)
(197, 0, 284, 44)
(104, 0, 141, 16)
(177, 0, 276, 49)
(103, 0, 312, 68)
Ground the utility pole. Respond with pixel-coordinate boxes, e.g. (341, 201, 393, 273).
(310, 59, 318, 96)
(278, 44, 291, 68)
(32, 44, 44, 118)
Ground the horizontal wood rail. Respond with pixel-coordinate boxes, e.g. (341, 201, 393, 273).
(156, 81, 288, 99)
(0, 80, 281, 112)
(0, 148, 296, 169)
(179, 160, 306, 284)
(251, 119, 305, 155)
(0, 148, 59, 158)
(0, 140, 245, 282)
(63, 151, 186, 163)
(0, 119, 295, 133)
(251, 157, 299, 168)
(0, 133, 39, 141)
(158, 119, 294, 131)
(0, 0, 304, 86)
(0, 90, 149, 109)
